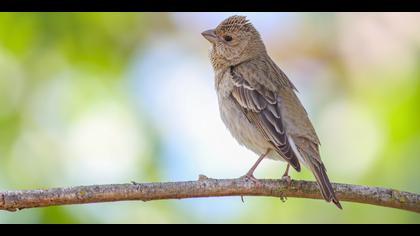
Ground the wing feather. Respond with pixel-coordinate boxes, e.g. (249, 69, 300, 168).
(230, 68, 301, 172)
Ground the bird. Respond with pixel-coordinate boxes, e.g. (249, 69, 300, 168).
(201, 15, 342, 209)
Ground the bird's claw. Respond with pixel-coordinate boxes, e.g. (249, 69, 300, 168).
(282, 175, 292, 186)
(240, 174, 262, 186)
(279, 192, 288, 202)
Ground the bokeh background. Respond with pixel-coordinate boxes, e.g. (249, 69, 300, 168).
(0, 12, 419, 223)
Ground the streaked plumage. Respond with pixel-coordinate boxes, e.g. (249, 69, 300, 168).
(202, 15, 341, 209)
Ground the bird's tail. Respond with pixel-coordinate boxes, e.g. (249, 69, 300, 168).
(295, 139, 342, 209)
(306, 156, 342, 209)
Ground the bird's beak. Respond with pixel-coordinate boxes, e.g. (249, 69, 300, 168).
(201, 29, 217, 43)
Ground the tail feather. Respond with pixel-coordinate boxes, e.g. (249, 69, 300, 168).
(293, 137, 342, 209)
(308, 159, 342, 209)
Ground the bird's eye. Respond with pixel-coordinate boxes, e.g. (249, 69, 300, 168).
(224, 35, 233, 42)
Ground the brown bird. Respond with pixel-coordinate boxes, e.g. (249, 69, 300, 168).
(201, 15, 342, 209)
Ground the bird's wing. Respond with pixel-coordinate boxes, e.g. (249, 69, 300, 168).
(230, 67, 301, 172)
(266, 57, 321, 145)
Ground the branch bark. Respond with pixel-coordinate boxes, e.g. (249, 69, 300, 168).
(1, 176, 419, 213)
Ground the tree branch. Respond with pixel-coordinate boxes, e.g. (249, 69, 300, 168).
(1, 176, 419, 213)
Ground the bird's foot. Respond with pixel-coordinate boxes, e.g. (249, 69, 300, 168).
(198, 174, 210, 181)
(279, 192, 288, 202)
(282, 175, 292, 186)
(240, 174, 262, 186)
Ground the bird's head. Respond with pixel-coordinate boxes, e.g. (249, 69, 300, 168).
(202, 15, 266, 67)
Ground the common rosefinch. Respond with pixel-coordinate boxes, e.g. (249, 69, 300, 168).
(202, 15, 341, 209)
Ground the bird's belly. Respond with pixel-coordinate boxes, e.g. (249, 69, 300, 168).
(218, 96, 284, 161)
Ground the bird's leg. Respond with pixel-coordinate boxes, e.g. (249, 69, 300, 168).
(282, 164, 292, 186)
(241, 149, 270, 184)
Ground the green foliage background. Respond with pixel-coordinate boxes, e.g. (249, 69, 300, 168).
(0, 13, 419, 223)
